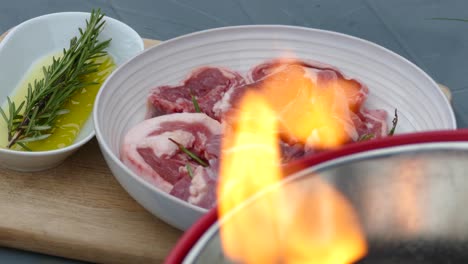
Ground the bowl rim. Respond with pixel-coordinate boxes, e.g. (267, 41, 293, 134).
(0, 11, 144, 156)
(164, 129, 468, 264)
(93, 25, 457, 219)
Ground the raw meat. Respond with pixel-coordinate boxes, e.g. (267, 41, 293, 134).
(244, 60, 389, 161)
(147, 67, 246, 121)
(353, 109, 389, 139)
(250, 59, 369, 112)
(126, 59, 394, 208)
(121, 113, 222, 209)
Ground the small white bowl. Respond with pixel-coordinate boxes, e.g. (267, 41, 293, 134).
(0, 12, 144, 171)
(94, 25, 456, 230)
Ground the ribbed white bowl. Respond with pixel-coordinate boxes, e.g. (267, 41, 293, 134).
(94, 25, 456, 231)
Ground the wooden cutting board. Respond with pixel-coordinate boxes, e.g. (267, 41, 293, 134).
(0, 37, 183, 264)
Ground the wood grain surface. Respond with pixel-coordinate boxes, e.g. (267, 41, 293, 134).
(0, 37, 183, 264)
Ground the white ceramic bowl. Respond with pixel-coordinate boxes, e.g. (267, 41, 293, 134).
(94, 25, 456, 231)
(0, 12, 144, 171)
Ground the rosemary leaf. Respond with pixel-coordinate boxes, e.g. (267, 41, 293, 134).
(168, 138, 208, 167)
(358, 133, 374, 142)
(31, 125, 52, 131)
(186, 164, 194, 178)
(17, 134, 51, 143)
(388, 109, 398, 136)
(0, 107, 8, 126)
(17, 142, 32, 151)
(16, 101, 25, 115)
(190, 89, 201, 113)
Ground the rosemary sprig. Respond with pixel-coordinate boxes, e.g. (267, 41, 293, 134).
(0, 9, 111, 149)
(388, 109, 398, 136)
(168, 138, 208, 167)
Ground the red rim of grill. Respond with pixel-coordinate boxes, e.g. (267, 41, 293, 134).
(164, 128, 468, 264)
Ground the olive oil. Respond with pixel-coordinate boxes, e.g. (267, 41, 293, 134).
(0, 52, 115, 151)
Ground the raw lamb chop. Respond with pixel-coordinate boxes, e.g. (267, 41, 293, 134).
(250, 59, 369, 113)
(121, 113, 222, 209)
(244, 60, 389, 161)
(147, 67, 246, 121)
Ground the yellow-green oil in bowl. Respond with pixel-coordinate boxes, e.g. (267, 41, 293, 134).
(0, 53, 115, 151)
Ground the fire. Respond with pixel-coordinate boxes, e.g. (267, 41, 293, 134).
(257, 63, 356, 148)
(218, 92, 282, 263)
(218, 62, 367, 264)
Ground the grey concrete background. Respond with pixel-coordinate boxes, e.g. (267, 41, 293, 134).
(0, 0, 467, 262)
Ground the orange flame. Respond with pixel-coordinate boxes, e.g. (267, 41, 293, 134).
(218, 62, 367, 264)
(256, 63, 356, 148)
